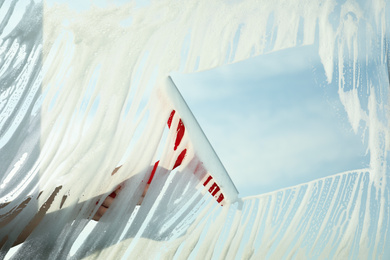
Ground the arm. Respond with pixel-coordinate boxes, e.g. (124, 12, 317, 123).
(1, 167, 149, 247)
(0, 186, 61, 247)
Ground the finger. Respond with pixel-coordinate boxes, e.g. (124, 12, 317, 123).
(115, 185, 123, 193)
(93, 213, 101, 221)
(102, 195, 114, 208)
(137, 184, 150, 205)
(109, 191, 117, 198)
(98, 206, 108, 216)
(137, 195, 144, 205)
(93, 205, 108, 220)
(142, 184, 150, 197)
(109, 185, 122, 199)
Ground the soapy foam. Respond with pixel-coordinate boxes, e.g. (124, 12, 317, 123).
(0, 0, 389, 259)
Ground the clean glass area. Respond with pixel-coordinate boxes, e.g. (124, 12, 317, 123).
(172, 45, 369, 196)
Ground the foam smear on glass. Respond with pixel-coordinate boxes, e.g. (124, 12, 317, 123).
(0, 0, 389, 259)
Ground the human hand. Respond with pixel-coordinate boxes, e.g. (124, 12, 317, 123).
(92, 182, 150, 221)
(93, 186, 121, 221)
